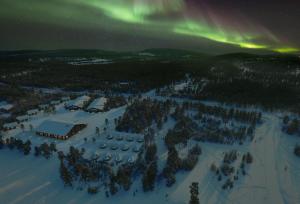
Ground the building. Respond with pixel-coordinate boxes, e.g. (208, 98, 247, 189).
(35, 119, 87, 140)
(2, 122, 18, 131)
(0, 102, 13, 113)
(65, 95, 91, 110)
(39, 104, 49, 110)
(16, 115, 29, 123)
(50, 100, 61, 106)
(27, 109, 39, 116)
(86, 97, 107, 113)
(61, 96, 71, 102)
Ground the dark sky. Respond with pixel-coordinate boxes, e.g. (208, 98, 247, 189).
(0, 0, 299, 54)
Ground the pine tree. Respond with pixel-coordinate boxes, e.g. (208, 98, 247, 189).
(245, 152, 253, 164)
(20, 124, 25, 132)
(23, 140, 31, 155)
(109, 178, 118, 195)
(145, 144, 157, 164)
(166, 146, 181, 172)
(116, 165, 132, 191)
(163, 167, 176, 187)
(57, 151, 65, 161)
(283, 115, 290, 125)
(142, 161, 157, 192)
(50, 142, 57, 152)
(40, 143, 51, 159)
(60, 161, 73, 186)
(294, 145, 300, 157)
(34, 146, 41, 156)
(0, 139, 3, 149)
(189, 182, 199, 204)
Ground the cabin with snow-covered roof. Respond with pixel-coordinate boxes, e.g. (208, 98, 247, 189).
(16, 115, 29, 123)
(87, 97, 107, 113)
(35, 119, 87, 140)
(65, 95, 91, 110)
(50, 100, 61, 106)
(0, 102, 13, 113)
(2, 122, 18, 131)
(39, 104, 49, 110)
(27, 109, 39, 116)
(61, 96, 70, 102)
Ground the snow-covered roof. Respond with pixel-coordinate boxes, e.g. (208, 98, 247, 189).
(50, 100, 61, 105)
(127, 155, 137, 163)
(27, 109, 39, 115)
(16, 115, 29, 121)
(36, 120, 81, 136)
(174, 82, 187, 91)
(61, 96, 70, 101)
(133, 144, 143, 152)
(39, 104, 49, 109)
(3, 122, 18, 129)
(87, 97, 107, 111)
(0, 102, 13, 111)
(67, 95, 90, 108)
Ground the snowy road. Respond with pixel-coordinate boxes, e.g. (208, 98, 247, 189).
(168, 114, 300, 204)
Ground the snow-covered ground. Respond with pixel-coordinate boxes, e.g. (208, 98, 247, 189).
(0, 99, 300, 203)
(68, 58, 112, 65)
(2, 102, 128, 153)
(173, 113, 300, 204)
(0, 108, 300, 204)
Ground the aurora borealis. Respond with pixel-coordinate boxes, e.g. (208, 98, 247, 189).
(0, 0, 299, 53)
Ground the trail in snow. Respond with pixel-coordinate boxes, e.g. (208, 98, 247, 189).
(9, 182, 51, 204)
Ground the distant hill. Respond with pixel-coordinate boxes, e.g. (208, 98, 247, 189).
(0, 49, 123, 60)
(141, 48, 208, 57)
(0, 48, 209, 61)
(0, 49, 298, 64)
(215, 52, 300, 61)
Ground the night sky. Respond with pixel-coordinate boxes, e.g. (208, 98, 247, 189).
(0, 0, 299, 54)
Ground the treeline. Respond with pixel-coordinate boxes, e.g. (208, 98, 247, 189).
(0, 85, 63, 124)
(168, 103, 258, 145)
(1, 60, 186, 93)
(282, 116, 300, 136)
(165, 116, 198, 148)
(104, 96, 127, 111)
(59, 146, 100, 187)
(167, 56, 300, 110)
(195, 104, 262, 124)
(195, 116, 255, 144)
(198, 79, 299, 109)
(0, 137, 31, 155)
(142, 144, 158, 192)
(172, 101, 262, 124)
(116, 99, 172, 133)
(34, 142, 57, 159)
(281, 116, 300, 157)
(58, 146, 146, 196)
(0, 137, 57, 159)
(162, 145, 201, 187)
(210, 150, 253, 190)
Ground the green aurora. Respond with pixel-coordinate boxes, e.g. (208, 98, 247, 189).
(0, 0, 299, 53)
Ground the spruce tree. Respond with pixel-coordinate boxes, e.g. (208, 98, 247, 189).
(60, 161, 73, 186)
(142, 161, 157, 192)
(189, 182, 199, 204)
